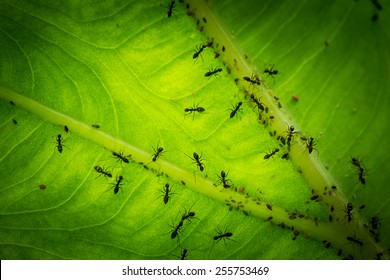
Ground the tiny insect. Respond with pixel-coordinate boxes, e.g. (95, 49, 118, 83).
(370, 216, 380, 230)
(214, 231, 233, 242)
(184, 104, 205, 120)
(94, 165, 112, 179)
(39, 184, 46, 190)
(56, 134, 63, 153)
(152, 145, 165, 162)
(92, 124, 100, 128)
(292, 95, 299, 102)
(193, 44, 207, 60)
(284, 125, 298, 145)
(167, 1, 176, 18)
(113, 151, 130, 164)
(181, 210, 195, 221)
(111, 175, 124, 194)
(230, 101, 243, 118)
(281, 152, 289, 159)
(202, 17, 207, 23)
(222, 46, 225, 52)
(190, 152, 205, 172)
(250, 94, 264, 111)
(161, 183, 172, 204)
(180, 248, 188, 260)
(266, 204, 272, 211)
(264, 148, 279, 160)
(351, 157, 366, 185)
(345, 202, 353, 222)
(171, 220, 183, 239)
(243, 75, 260, 86)
(64, 125, 69, 133)
(205, 67, 222, 77)
(217, 170, 232, 189)
(371, 0, 383, 10)
(305, 137, 317, 154)
(12, 119, 17, 124)
(346, 236, 363, 247)
(264, 66, 279, 76)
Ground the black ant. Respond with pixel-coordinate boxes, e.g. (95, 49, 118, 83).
(243, 75, 260, 87)
(214, 231, 233, 242)
(230, 101, 243, 118)
(160, 183, 172, 204)
(205, 67, 222, 77)
(250, 94, 264, 111)
(110, 175, 124, 194)
(264, 66, 279, 76)
(217, 170, 232, 188)
(167, 1, 176, 18)
(189, 152, 205, 172)
(284, 125, 298, 145)
(171, 209, 196, 239)
(193, 44, 207, 60)
(264, 148, 279, 160)
(346, 236, 363, 247)
(113, 151, 130, 164)
(171, 220, 183, 239)
(94, 165, 112, 179)
(180, 248, 188, 260)
(344, 202, 353, 222)
(152, 144, 165, 162)
(351, 157, 366, 185)
(184, 104, 205, 120)
(305, 137, 318, 154)
(56, 134, 63, 153)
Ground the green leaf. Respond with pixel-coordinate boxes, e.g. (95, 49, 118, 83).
(0, 0, 389, 260)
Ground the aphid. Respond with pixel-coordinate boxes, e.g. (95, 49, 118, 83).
(205, 67, 222, 77)
(359, 204, 366, 209)
(152, 145, 165, 162)
(330, 205, 334, 212)
(305, 137, 317, 154)
(267, 216, 273, 221)
(39, 184, 46, 190)
(94, 165, 113, 179)
(64, 125, 69, 133)
(345, 202, 353, 222)
(12, 119, 17, 124)
(217, 170, 232, 189)
(206, 38, 213, 47)
(92, 124, 100, 128)
(280, 136, 286, 145)
(230, 101, 243, 118)
(214, 51, 220, 58)
(190, 152, 205, 172)
(161, 183, 171, 204)
(56, 134, 63, 153)
(322, 240, 331, 248)
(111, 175, 124, 194)
(184, 104, 205, 119)
(167, 1, 175, 18)
(202, 17, 207, 23)
(338, 249, 343, 256)
(310, 195, 319, 201)
(264, 148, 279, 160)
(346, 236, 363, 247)
(266, 204, 272, 211)
(193, 44, 207, 60)
(222, 46, 225, 52)
(113, 151, 130, 164)
(372, 14, 379, 22)
(250, 94, 264, 111)
(243, 75, 260, 86)
(329, 215, 333, 222)
(180, 248, 188, 260)
(10, 101, 15, 106)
